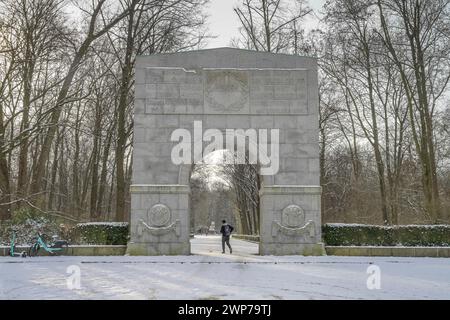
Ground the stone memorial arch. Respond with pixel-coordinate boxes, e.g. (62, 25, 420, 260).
(127, 48, 324, 256)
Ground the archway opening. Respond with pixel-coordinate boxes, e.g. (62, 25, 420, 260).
(189, 149, 261, 255)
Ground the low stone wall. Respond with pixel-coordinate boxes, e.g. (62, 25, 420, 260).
(229, 236, 450, 257)
(2, 243, 449, 257)
(326, 246, 450, 258)
(0, 245, 127, 257)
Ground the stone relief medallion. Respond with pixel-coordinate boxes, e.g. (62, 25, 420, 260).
(204, 70, 249, 113)
(281, 205, 305, 228)
(148, 204, 171, 227)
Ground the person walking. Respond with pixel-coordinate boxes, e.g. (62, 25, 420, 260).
(220, 220, 234, 254)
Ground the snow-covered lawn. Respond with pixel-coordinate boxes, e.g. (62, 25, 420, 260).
(0, 236, 449, 300)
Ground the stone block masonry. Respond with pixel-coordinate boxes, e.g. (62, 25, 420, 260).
(129, 48, 323, 256)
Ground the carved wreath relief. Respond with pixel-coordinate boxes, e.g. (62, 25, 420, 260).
(138, 203, 180, 237)
(272, 204, 315, 238)
(282, 205, 305, 228)
(148, 204, 171, 227)
(204, 70, 249, 113)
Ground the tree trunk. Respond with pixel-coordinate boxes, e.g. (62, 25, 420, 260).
(115, 5, 136, 221)
(98, 121, 114, 220)
(90, 99, 102, 220)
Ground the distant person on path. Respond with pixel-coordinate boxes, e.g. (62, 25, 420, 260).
(220, 220, 234, 254)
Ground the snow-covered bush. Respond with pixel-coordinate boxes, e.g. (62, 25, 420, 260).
(0, 213, 62, 246)
(323, 223, 450, 246)
(72, 222, 129, 245)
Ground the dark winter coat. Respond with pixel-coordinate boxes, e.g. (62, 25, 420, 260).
(220, 224, 234, 237)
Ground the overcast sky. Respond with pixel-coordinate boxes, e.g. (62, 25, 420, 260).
(205, 0, 326, 48)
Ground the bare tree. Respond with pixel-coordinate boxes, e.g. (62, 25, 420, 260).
(104, 0, 209, 221)
(320, 0, 450, 225)
(29, 0, 136, 209)
(233, 0, 311, 53)
(0, 0, 210, 223)
(376, 0, 450, 222)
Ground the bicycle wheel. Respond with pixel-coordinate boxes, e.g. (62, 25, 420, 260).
(53, 243, 69, 256)
(28, 244, 40, 257)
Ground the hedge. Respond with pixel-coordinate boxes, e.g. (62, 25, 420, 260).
(323, 223, 450, 246)
(73, 222, 129, 245)
(70, 222, 450, 246)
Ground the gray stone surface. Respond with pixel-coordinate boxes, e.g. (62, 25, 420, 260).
(0, 245, 127, 256)
(130, 47, 322, 256)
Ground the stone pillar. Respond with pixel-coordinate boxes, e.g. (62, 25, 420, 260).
(127, 185, 191, 255)
(259, 186, 325, 255)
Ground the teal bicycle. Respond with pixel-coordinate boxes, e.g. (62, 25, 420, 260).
(7, 232, 27, 257)
(28, 233, 69, 257)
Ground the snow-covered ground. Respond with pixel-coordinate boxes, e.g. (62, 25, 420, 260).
(0, 236, 449, 300)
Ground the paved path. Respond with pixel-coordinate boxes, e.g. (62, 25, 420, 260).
(191, 235, 259, 257)
(0, 236, 449, 300)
